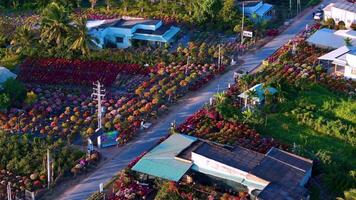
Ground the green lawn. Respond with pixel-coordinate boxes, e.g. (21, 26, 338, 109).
(258, 84, 356, 199)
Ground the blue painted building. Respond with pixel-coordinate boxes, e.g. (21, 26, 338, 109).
(239, 1, 274, 21)
(87, 18, 180, 49)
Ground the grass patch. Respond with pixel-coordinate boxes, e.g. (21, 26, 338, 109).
(258, 84, 356, 198)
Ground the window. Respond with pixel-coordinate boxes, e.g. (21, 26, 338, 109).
(116, 37, 124, 43)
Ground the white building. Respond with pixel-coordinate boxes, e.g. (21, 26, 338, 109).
(319, 46, 356, 79)
(87, 18, 180, 49)
(238, 1, 274, 21)
(323, 1, 356, 28)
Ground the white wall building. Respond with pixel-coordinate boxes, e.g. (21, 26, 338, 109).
(87, 18, 180, 49)
(323, 1, 356, 28)
(319, 46, 356, 79)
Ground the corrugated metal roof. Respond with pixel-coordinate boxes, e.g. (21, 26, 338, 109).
(132, 134, 196, 181)
(333, 1, 356, 13)
(194, 142, 265, 172)
(255, 3, 273, 16)
(318, 46, 352, 61)
(132, 26, 180, 43)
(266, 147, 313, 173)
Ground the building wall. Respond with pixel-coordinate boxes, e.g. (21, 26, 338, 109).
(344, 65, 356, 79)
(329, 7, 356, 28)
(300, 169, 312, 186)
(191, 152, 269, 192)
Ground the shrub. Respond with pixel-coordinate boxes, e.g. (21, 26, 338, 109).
(324, 18, 335, 29)
(350, 23, 356, 31)
(338, 21, 346, 30)
(2, 78, 26, 106)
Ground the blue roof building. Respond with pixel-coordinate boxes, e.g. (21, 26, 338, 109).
(239, 1, 274, 21)
(87, 18, 180, 49)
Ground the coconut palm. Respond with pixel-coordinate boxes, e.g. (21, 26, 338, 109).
(344, 37, 352, 47)
(40, 2, 70, 47)
(214, 92, 226, 105)
(0, 34, 6, 48)
(137, 0, 148, 13)
(121, 0, 130, 13)
(89, 0, 97, 10)
(105, 0, 115, 11)
(10, 26, 36, 56)
(68, 16, 94, 57)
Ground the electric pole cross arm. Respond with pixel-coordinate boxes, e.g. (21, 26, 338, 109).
(92, 81, 106, 132)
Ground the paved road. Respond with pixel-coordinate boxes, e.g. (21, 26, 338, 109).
(55, 2, 333, 200)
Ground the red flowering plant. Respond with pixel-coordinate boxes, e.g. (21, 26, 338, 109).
(177, 109, 282, 153)
(108, 169, 151, 200)
(18, 58, 149, 86)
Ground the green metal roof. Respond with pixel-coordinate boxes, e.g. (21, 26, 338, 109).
(132, 134, 196, 181)
(238, 83, 277, 102)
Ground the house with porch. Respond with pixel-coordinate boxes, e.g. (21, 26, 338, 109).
(238, 1, 274, 21)
(318, 45, 356, 79)
(87, 18, 180, 49)
(132, 134, 313, 200)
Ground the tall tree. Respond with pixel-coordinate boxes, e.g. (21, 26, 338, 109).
(40, 2, 70, 47)
(53, 0, 80, 9)
(89, 0, 97, 10)
(193, 0, 222, 24)
(137, 0, 148, 13)
(105, 0, 115, 11)
(121, 0, 130, 13)
(219, 0, 237, 23)
(68, 16, 94, 57)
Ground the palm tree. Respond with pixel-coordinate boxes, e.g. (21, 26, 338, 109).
(344, 37, 352, 47)
(158, 0, 166, 14)
(10, 26, 36, 56)
(89, 0, 97, 10)
(238, 74, 253, 91)
(0, 34, 6, 48)
(214, 92, 226, 105)
(137, 0, 148, 13)
(121, 0, 130, 13)
(68, 16, 94, 57)
(40, 2, 70, 47)
(105, 0, 115, 11)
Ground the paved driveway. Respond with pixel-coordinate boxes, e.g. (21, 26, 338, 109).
(55, 2, 334, 199)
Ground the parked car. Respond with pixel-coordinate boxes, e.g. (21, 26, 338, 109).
(313, 9, 323, 21)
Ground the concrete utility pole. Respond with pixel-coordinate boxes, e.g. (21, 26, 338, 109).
(92, 81, 106, 132)
(241, 1, 245, 45)
(186, 56, 190, 75)
(218, 44, 221, 69)
(297, 0, 301, 14)
(7, 182, 11, 200)
(47, 149, 51, 189)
